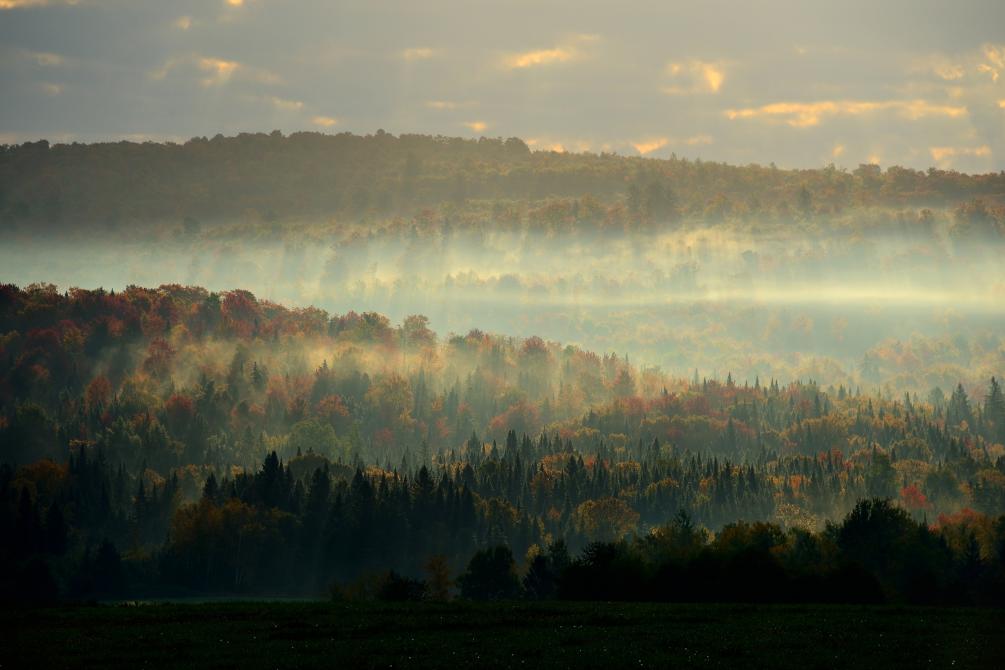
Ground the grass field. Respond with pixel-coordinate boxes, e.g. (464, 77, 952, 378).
(2, 601, 1003, 669)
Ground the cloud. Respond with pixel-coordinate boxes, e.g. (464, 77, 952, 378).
(311, 115, 338, 127)
(505, 47, 574, 69)
(401, 47, 435, 62)
(426, 100, 458, 110)
(934, 63, 965, 81)
(3, 5, 1004, 172)
(631, 135, 711, 155)
(664, 60, 725, 94)
(725, 99, 967, 127)
(198, 57, 240, 86)
(266, 96, 303, 111)
(977, 64, 999, 82)
(921, 43, 1004, 84)
(832, 144, 845, 158)
(502, 34, 597, 70)
(20, 49, 64, 66)
(930, 145, 991, 163)
(463, 120, 488, 133)
(148, 58, 178, 81)
(984, 44, 1005, 68)
(38, 82, 62, 95)
(0, 0, 79, 8)
(149, 55, 278, 87)
(524, 138, 590, 153)
(977, 44, 1005, 82)
(219, 1, 261, 25)
(633, 137, 668, 155)
(526, 139, 566, 152)
(426, 100, 478, 111)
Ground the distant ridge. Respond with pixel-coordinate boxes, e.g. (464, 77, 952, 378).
(1, 130, 1003, 227)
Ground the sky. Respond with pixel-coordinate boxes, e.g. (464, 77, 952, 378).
(1, 0, 1004, 172)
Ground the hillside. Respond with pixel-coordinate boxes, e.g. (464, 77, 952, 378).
(3, 131, 1005, 229)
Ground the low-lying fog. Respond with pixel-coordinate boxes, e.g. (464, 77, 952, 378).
(4, 221, 1003, 395)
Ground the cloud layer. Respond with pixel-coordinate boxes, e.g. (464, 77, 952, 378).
(1, 0, 1003, 171)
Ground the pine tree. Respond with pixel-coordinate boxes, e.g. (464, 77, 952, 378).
(947, 383, 973, 430)
(985, 377, 1005, 444)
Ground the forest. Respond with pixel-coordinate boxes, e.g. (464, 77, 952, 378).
(4, 133, 1005, 403)
(2, 131, 1005, 230)
(2, 282, 1004, 605)
(5, 1, 1005, 666)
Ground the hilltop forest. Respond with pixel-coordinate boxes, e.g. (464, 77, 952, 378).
(2, 131, 1005, 231)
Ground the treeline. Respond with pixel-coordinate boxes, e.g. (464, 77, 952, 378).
(4, 442, 1005, 607)
(2, 130, 1004, 230)
(454, 498, 1005, 606)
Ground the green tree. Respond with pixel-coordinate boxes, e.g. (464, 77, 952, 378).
(947, 383, 973, 429)
(985, 377, 1005, 444)
(458, 546, 520, 601)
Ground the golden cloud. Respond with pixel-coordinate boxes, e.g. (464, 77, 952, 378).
(629, 135, 712, 155)
(930, 145, 991, 162)
(977, 64, 999, 82)
(984, 44, 1005, 68)
(174, 16, 192, 30)
(976, 44, 1005, 82)
(505, 47, 574, 69)
(312, 116, 338, 127)
(526, 137, 591, 153)
(267, 97, 303, 111)
(149, 55, 278, 87)
(501, 34, 598, 70)
(832, 144, 845, 158)
(725, 99, 967, 127)
(198, 57, 240, 86)
(633, 138, 668, 155)
(401, 47, 435, 62)
(0, 0, 79, 8)
(463, 121, 488, 133)
(934, 63, 965, 81)
(426, 100, 457, 110)
(664, 60, 725, 94)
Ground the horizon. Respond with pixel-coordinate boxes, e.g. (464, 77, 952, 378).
(5, 127, 1004, 177)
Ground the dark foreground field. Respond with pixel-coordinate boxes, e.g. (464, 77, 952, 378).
(2, 601, 1003, 669)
